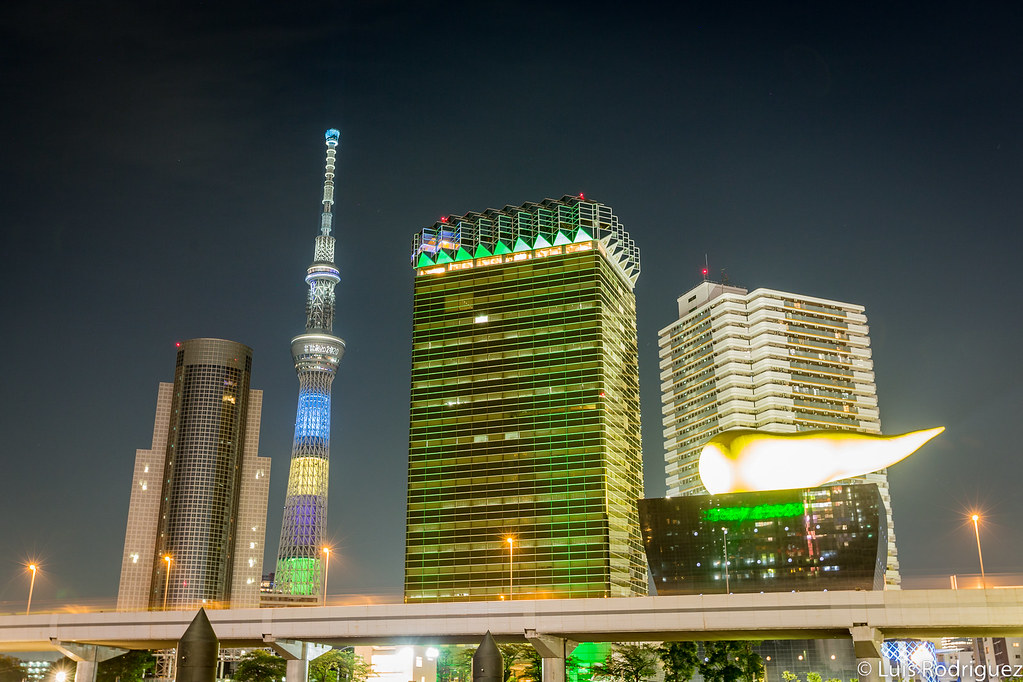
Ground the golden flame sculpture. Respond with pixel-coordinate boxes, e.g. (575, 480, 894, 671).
(698, 427, 944, 494)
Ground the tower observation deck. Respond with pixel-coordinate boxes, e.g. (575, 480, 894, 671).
(273, 129, 346, 599)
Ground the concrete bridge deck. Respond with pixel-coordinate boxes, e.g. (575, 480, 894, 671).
(1, 588, 1021, 652)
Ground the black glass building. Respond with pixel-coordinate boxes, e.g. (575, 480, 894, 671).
(639, 483, 887, 595)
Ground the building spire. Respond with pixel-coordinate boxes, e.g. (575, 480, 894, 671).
(321, 129, 339, 235)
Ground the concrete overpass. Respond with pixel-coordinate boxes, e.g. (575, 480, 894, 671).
(2, 590, 1021, 682)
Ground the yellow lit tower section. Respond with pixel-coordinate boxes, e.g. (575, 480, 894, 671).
(405, 195, 647, 602)
(273, 130, 346, 598)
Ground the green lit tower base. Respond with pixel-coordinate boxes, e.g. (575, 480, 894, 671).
(404, 195, 647, 602)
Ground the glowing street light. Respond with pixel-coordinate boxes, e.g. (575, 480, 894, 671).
(971, 514, 987, 589)
(55, 671, 67, 682)
(26, 563, 37, 615)
(162, 555, 173, 610)
(506, 537, 515, 600)
(720, 531, 728, 593)
(322, 547, 331, 606)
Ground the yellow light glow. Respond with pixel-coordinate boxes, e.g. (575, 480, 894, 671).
(698, 427, 944, 494)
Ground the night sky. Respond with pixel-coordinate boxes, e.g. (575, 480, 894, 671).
(2, 1, 1021, 607)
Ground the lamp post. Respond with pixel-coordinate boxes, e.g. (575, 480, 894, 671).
(722, 528, 730, 594)
(506, 537, 514, 600)
(162, 555, 173, 610)
(322, 547, 331, 606)
(26, 564, 37, 615)
(971, 514, 987, 589)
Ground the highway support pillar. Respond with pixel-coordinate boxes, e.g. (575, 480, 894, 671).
(525, 629, 578, 682)
(50, 639, 128, 682)
(263, 636, 331, 682)
(850, 624, 884, 682)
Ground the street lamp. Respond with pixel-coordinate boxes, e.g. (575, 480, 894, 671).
(971, 514, 987, 589)
(322, 547, 331, 606)
(721, 528, 730, 594)
(26, 563, 37, 615)
(506, 537, 514, 600)
(162, 555, 173, 610)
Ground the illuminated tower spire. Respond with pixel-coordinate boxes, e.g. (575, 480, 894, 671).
(273, 129, 346, 599)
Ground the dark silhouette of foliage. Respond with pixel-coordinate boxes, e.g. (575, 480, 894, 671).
(658, 642, 700, 682)
(234, 650, 287, 682)
(591, 644, 659, 682)
(97, 650, 156, 682)
(310, 648, 372, 682)
(0, 655, 26, 682)
(699, 642, 764, 682)
(436, 647, 475, 682)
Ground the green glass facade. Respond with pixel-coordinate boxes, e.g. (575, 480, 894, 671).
(405, 196, 646, 602)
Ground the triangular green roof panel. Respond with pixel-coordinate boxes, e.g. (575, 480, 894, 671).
(416, 252, 435, 268)
(454, 247, 473, 262)
(513, 237, 531, 253)
(574, 226, 593, 243)
(494, 241, 512, 255)
(435, 250, 454, 264)
(474, 243, 493, 258)
(553, 231, 572, 246)
(534, 235, 552, 249)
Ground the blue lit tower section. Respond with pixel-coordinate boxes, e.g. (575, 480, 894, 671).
(273, 129, 346, 597)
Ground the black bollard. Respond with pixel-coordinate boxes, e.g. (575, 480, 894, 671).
(472, 632, 503, 682)
(175, 609, 220, 682)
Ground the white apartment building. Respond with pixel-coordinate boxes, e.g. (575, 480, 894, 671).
(657, 281, 900, 587)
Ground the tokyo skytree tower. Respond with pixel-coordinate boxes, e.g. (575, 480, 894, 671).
(274, 129, 346, 597)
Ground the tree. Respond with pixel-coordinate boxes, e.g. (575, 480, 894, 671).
(699, 642, 764, 682)
(97, 651, 155, 682)
(310, 649, 372, 682)
(436, 647, 475, 682)
(0, 655, 26, 682)
(658, 642, 700, 682)
(591, 644, 659, 682)
(499, 644, 542, 682)
(234, 650, 287, 682)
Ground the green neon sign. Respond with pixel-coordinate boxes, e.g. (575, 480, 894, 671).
(702, 501, 804, 523)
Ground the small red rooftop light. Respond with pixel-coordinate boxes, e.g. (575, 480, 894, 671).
(175, 342, 181, 347)
(440, 216, 448, 223)
(579, 192, 585, 200)
(701, 268, 709, 276)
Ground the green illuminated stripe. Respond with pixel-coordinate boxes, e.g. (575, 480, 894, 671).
(702, 502, 804, 523)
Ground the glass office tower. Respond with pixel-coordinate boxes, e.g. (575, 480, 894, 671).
(117, 338, 270, 610)
(404, 196, 647, 602)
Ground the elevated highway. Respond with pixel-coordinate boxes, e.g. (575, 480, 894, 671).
(2, 590, 1020, 682)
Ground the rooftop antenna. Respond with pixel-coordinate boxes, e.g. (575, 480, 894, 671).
(721, 268, 730, 285)
(320, 128, 340, 235)
(701, 254, 709, 281)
